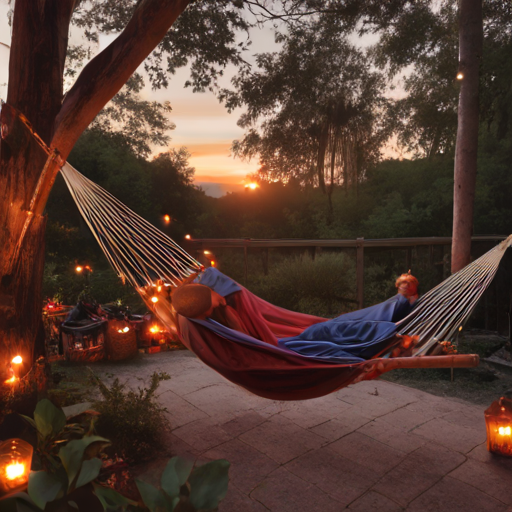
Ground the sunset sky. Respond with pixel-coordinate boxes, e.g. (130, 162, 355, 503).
(0, 3, 403, 197)
(0, 1, 276, 196)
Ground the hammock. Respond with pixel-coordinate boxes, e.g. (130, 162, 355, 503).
(60, 163, 509, 400)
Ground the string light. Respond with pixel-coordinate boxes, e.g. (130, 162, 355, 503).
(456, 72, 463, 80)
(164, 214, 171, 224)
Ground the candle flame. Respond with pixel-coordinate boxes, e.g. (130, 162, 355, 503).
(6, 462, 25, 480)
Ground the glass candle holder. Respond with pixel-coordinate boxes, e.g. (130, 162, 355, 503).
(485, 397, 512, 457)
(0, 438, 33, 495)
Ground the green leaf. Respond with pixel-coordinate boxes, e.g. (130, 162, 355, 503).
(135, 479, 169, 512)
(27, 470, 65, 510)
(19, 415, 37, 430)
(0, 492, 39, 512)
(75, 458, 102, 489)
(188, 460, 230, 511)
(59, 436, 109, 491)
(33, 399, 66, 439)
(92, 483, 136, 512)
(161, 457, 193, 499)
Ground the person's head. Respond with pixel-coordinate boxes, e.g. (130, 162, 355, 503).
(171, 284, 226, 319)
(395, 272, 419, 298)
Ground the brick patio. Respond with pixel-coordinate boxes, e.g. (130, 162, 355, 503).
(94, 350, 512, 512)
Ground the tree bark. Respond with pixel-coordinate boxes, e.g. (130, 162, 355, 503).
(0, 0, 75, 384)
(451, 0, 483, 273)
(0, 0, 191, 394)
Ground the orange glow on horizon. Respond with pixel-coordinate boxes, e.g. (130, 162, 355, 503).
(245, 182, 259, 190)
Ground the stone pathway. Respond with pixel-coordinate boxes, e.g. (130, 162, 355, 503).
(94, 351, 512, 512)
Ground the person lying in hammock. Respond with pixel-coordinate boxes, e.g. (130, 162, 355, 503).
(170, 267, 419, 360)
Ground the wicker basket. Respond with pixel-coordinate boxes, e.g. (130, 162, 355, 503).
(105, 320, 138, 361)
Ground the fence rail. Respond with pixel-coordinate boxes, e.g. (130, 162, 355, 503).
(186, 235, 508, 309)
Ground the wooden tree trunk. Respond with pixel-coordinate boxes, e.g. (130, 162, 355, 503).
(451, 0, 483, 273)
(0, 0, 74, 388)
(0, 0, 191, 401)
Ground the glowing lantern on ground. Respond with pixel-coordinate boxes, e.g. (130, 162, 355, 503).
(485, 397, 512, 457)
(0, 439, 33, 495)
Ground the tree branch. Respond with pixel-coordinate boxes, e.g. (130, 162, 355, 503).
(52, 0, 191, 159)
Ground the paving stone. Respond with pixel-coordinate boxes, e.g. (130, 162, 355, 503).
(163, 371, 226, 396)
(239, 414, 325, 464)
(372, 443, 466, 506)
(250, 467, 342, 512)
(449, 458, 512, 505)
(220, 411, 268, 437)
(182, 383, 264, 422)
(350, 396, 409, 419)
(467, 441, 512, 470)
(411, 417, 486, 454)
(203, 439, 279, 494)
(219, 485, 269, 512)
(308, 418, 358, 443)
(172, 417, 233, 452)
(357, 418, 427, 454)
(406, 476, 508, 512)
(441, 405, 487, 431)
(161, 390, 209, 429)
(285, 446, 379, 507)
(347, 490, 404, 512)
(280, 394, 350, 429)
(329, 432, 406, 476)
(379, 404, 436, 432)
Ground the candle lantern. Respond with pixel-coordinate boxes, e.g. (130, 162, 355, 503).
(485, 397, 512, 457)
(0, 438, 33, 495)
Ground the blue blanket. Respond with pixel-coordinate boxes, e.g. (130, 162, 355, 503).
(278, 294, 414, 360)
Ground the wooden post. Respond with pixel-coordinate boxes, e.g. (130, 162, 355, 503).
(263, 247, 269, 276)
(244, 239, 249, 286)
(406, 247, 412, 270)
(356, 237, 364, 309)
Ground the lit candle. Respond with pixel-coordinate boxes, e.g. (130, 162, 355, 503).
(0, 439, 33, 494)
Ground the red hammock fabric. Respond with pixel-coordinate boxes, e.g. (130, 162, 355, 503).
(176, 287, 376, 400)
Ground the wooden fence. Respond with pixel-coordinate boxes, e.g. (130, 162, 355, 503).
(186, 235, 507, 309)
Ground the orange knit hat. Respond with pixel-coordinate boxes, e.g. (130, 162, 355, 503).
(171, 283, 212, 318)
(395, 271, 419, 289)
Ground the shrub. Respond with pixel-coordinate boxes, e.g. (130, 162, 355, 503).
(92, 371, 171, 464)
(251, 252, 357, 318)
